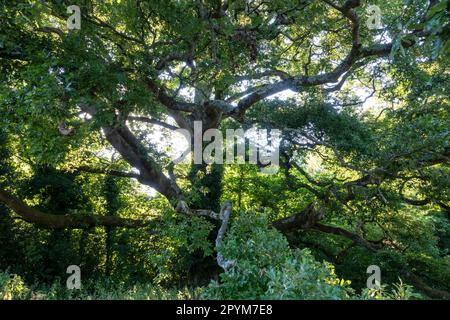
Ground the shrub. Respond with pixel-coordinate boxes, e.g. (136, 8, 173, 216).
(0, 271, 30, 300)
(0, 271, 202, 300)
(358, 280, 422, 300)
(203, 212, 352, 299)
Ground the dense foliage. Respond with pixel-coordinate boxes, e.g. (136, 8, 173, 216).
(0, 0, 449, 300)
(203, 212, 353, 299)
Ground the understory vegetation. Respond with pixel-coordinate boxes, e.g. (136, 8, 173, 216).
(0, 0, 449, 300)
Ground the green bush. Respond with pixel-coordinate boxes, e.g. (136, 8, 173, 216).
(0, 271, 30, 300)
(203, 212, 352, 299)
(0, 271, 202, 300)
(30, 279, 202, 300)
(358, 281, 422, 300)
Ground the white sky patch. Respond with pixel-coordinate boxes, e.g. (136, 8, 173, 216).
(77, 112, 92, 120)
(178, 87, 195, 102)
(354, 86, 376, 110)
(268, 88, 298, 100)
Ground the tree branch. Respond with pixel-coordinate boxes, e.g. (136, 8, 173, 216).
(0, 189, 151, 229)
(127, 116, 179, 131)
(215, 200, 234, 271)
(73, 166, 141, 179)
(102, 125, 182, 200)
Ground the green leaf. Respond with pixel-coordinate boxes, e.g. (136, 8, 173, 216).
(426, 1, 448, 19)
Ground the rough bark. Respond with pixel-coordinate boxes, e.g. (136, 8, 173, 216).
(401, 271, 450, 300)
(215, 201, 234, 271)
(102, 125, 181, 201)
(0, 189, 151, 229)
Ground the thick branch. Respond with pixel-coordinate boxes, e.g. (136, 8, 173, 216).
(0, 189, 150, 229)
(272, 203, 322, 233)
(272, 204, 380, 252)
(311, 223, 380, 252)
(216, 6, 432, 119)
(175, 200, 222, 219)
(401, 271, 450, 300)
(73, 166, 141, 179)
(102, 124, 181, 200)
(35, 27, 64, 39)
(215, 201, 234, 271)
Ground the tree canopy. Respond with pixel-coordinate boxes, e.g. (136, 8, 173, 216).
(0, 0, 449, 300)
